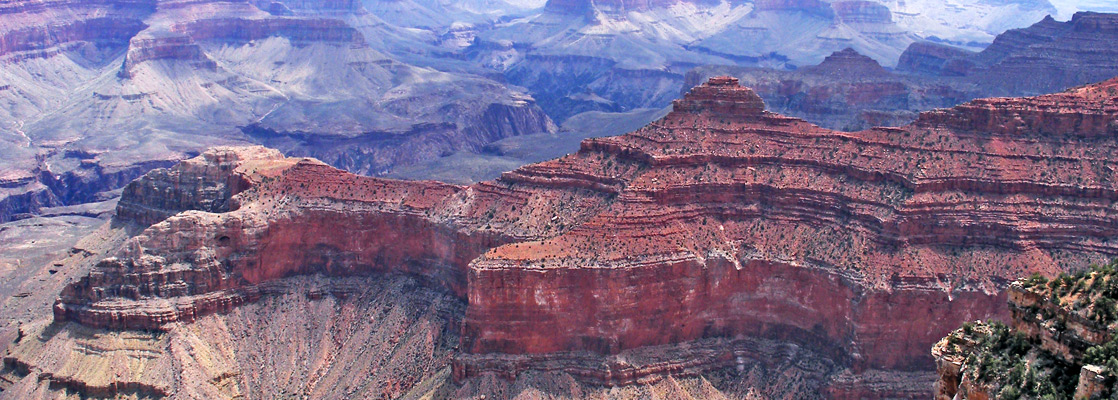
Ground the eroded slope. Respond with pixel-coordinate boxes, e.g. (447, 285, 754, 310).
(21, 76, 1118, 398)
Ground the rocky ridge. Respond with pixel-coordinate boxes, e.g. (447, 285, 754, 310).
(689, 13, 1118, 133)
(27, 76, 1118, 397)
(933, 259, 1118, 399)
(687, 48, 983, 130)
(898, 12, 1118, 95)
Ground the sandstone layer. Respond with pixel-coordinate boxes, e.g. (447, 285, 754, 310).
(41, 76, 1118, 397)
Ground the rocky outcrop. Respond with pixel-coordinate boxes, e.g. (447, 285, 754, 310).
(458, 77, 1118, 385)
(54, 153, 518, 329)
(934, 260, 1118, 399)
(120, 35, 216, 77)
(804, 47, 890, 77)
(900, 12, 1118, 95)
(115, 146, 284, 227)
(915, 81, 1118, 137)
(48, 77, 1118, 397)
(0, 172, 59, 222)
(687, 48, 981, 130)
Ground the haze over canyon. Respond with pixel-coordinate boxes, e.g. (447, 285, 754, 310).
(1, 0, 1118, 398)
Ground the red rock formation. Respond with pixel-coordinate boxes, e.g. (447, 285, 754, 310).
(915, 82, 1118, 137)
(115, 147, 284, 227)
(53, 77, 1118, 396)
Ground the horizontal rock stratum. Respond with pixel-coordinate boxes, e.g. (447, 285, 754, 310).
(53, 76, 1118, 395)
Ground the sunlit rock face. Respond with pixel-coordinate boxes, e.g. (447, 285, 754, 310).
(37, 76, 1118, 397)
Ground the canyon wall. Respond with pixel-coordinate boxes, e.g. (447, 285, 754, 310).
(686, 48, 982, 130)
(457, 76, 1118, 385)
(694, 13, 1118, 133)
(41, 76, 1118, 397)
(933, 260, 1118, 399)
(898, 12, 1118, 95)
(0, 0, 555, 223)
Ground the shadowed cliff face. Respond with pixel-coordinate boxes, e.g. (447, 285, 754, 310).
(686, 13, 1118, 133)
(897, 12, 1118, 95)
(26, 76, 1118, 398)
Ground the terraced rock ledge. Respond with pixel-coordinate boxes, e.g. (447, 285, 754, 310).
(16, 76, 1118, 398)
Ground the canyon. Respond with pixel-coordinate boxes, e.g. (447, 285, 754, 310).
(687, 11, 1118, 131)
(688, 47, 982, 130)
(456, 0, 1067, 122)
(0, 0, 555, 224)
(3, 0, 1115, 228)
(3, 75, 1117, 398)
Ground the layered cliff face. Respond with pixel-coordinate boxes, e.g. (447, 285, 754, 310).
(3, 274, 466, 399)
(898, 12, 1118, 95)
(933, 260, 1118, 399)
(0, 0, 554, 223)
(19, 77, 1118, 398)
(691, 11, 1118, 133)
(115, 146, 285, 227)
(0, 0, 153, 58)
(470, 0, 1049, 124)
(687, 48, 982, 130)
(459, 76, 1118, 384)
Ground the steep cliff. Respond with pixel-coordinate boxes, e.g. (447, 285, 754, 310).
(21, 76, 1118, 398)
(458, 76, 1118, 386)
(933, 259, 1118, 399)
(898, 12, 1118, 95)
